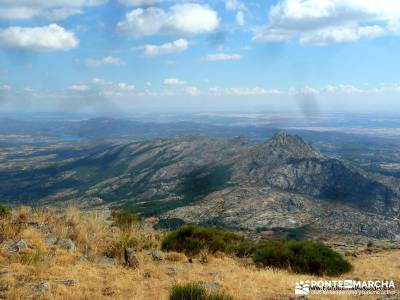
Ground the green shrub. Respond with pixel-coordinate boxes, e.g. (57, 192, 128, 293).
(252, 240, 352, 276)
(169, 284, 234, 300)
(0, 204, 11, 218)
(286, 225, 310, 240)
(111, 210, 140, 228)
(169, 283, 207, 300)
(161, 225, 243, 256)
(230, 241, 256, 258)
(155, 218, 186, 230)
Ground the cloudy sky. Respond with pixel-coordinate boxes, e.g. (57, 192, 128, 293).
(0, 0, 400, 113)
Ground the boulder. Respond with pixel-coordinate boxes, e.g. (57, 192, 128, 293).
(45, 235, 58, 246)
(56, 239, 76, 251)
(96, 257, 116, 265)
(124, 248, 139, 269)
(78, 255, 88, 262)
(9, 240, 27, 252)
(150, 250, 164, 261)
(199, 282, 221, 292)
(166, 267, 177, 276)
(37, 282, 50, 294)
(54, 278, 76, 287)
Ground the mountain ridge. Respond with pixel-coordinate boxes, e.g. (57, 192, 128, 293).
(0, 132, 399, 240)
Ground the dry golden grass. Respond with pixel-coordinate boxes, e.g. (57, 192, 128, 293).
(0, 207, 399, 300)
(164, 252, 186, 262)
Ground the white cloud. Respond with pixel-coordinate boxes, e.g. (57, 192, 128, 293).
(164, 78, 187, 85)
(299, 25, 384, 45)
(253, 28, 296, 43)
(70, 79, 135, 96)
(185, 86, 200, 96)
(291, 84, 400, 95)
(209, 86, 281, 96)
(69, 84, 90, 92)
(117, 82, 135, 91)
(117, 3, 219, 38)
(225, 0, 246, 26)
(99, 90, 122, 97)
(91, 78, 110, 85)
(226, 0, 236, 11)
(143, 39, 188, 56)
(323, 84, 363, 94)
(0, 7, 40, 20)
(253, 0, 400, 45)
(0, 0, 106, 20)
(44, 8, 83, 21)
(23, 87, 34, 92)
(225, 0, 245, 12)
(206, 53, 241, 61)
(0, 84, 11, 91)
(0, 24, 79, 52)
(296, 86, 320, 95)
(118, 0, 157, 6)
(85, 56, 125, 67)
(236, 11, 245, 26)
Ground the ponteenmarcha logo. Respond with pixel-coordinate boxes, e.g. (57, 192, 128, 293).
(295, 280, 310, 295)
(294, 279, 396, 295)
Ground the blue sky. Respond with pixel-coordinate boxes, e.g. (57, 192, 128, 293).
(0, 0, 400, 113)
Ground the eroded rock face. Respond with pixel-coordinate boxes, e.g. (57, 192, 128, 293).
(158, 133, 400, 240)
(165, 186, 400, 240)
(231, 132, 399, 214)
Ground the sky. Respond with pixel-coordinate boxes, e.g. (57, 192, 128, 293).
(0, 0, 400, 113)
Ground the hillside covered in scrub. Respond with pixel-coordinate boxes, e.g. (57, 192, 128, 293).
(0, 206, 399, 300)
(1, 132, 400, 242)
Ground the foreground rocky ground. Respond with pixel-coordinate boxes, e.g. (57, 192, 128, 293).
(0, 207, 399, 300)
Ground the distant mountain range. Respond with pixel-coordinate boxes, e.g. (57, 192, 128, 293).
(1, 116, 398, 144)
(1, 131, 399, 240)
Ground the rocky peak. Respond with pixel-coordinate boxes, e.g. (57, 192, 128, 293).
(260, 131, 323, 161)
(270, 131, 291, 142)
(269, 131, 309, 148)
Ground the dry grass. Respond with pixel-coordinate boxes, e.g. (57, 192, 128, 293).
(164, 252, 186, 262)
(0, 207, 399, 300)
